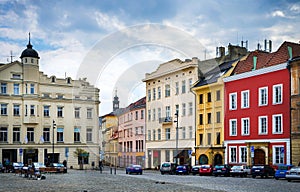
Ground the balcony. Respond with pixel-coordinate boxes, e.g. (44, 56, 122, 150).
(159, 116, 173, 124)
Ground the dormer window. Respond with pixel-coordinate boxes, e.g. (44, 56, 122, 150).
(67, 77, 71, 84)
(57, 94, 64, 99)
(25, 58, 27, 63)
(51, 76, 56, 83)
(12, 74, 21, 79)
(31, 58, 34, 63)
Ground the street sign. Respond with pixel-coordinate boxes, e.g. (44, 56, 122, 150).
(19, 148, 23, 155)
(65, 147, 69, 157)
(251, 146, 254, 153)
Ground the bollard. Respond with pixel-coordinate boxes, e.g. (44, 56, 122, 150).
(114, 167, 116, 174)
(110, 167, 112, 174)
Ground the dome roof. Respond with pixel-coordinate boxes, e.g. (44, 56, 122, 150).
(20, 34, 39, 59)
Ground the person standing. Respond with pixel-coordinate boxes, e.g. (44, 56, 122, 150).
(99, 161, 103, 173)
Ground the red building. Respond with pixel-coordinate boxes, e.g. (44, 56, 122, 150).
(223, 42, 300, 166)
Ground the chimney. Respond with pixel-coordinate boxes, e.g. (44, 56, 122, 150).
(269, 40, 272, 52)
(219, 47, 225, 57)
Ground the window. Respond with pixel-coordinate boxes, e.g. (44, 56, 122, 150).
(13, 104, 20, 116)
(135, 111, 138, 120)
(12, 74, 21, 79)
(87, 128, 92, 142)
(230, 119, 237, 136)
(229, 93, 237, 110)
(166, 106, 170, 117)
(158, 129, 161, 140)
(14, 84, 20, 95)
(43, 128, 50, 142)
(175, 82, 179, 95)
(259, 116, 268, 134)
(182, 127, 186, 139)
(148, 109, 151, 121)
(13, 127, 20, 142)
(175, 105, 179, 115)
(165, 128, 171, 140)
(216, 132, 220, 145)
(207, 92, 211, 102)
(241, 90, 249, 108)
(25, 84, 28, 94)
(30, 105, 35, 116)
(148, 130, 151, 141)
(57, 94, 64, 99)
(182, 103, 186, 116)
(182, 80, 186, 94)
(57, 106, 63, 117)
(188, 102, 193, 115)
(147, 89, 151, 101)
(259, 87, 268, 106)
(274, 146, 284, 164)
(165, 84, 170, 97)
(230, 147, 237, 163)
(207, 113, 212, 124)
(216, 111, 221, 123)
(157, 87, 161, 99)
(44, 106, 50, 117)
(75, 107, 80, 118)
(0, 104, 7, 115)
(189, 126, 193, 139)
(199, 114, 203, 125)
(74, 127, 80, 142)
(153, 88, 156, 100)
(199, 134, 203, 145)
(57, 128, 64, 142)
(141, 110, 144, 119)
(240, 147, 247, 163)
(153, 130, 156, 141)
(152, 109, 156, 121)
(30, 84, 35, 94)
(189, 78, 193, 91)
(273, 114, 283, 134)
(199, 94, 203, 104)
(25, 105, 27, 116)
(158, 108, 161, 119)
(27, 127, 34, 142)
(165, 150, 170, 162)
(1, 83, 7, 94)
(273, 84, 282, 104)
(207, 133, 211, 145)
(241, 118, 250, 135)
(87, 108, 92, 119)
(216, 90, 221, 101)
(0, 127, 8, 142)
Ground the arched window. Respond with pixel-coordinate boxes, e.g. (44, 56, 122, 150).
(67, 77, 71, 84)
(51, 76, 56, 83)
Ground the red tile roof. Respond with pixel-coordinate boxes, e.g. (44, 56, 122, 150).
(232, 41, 300, 74)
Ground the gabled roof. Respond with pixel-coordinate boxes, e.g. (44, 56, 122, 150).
(232, 41, 300, 74)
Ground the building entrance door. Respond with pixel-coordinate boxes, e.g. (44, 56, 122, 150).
(254, 149, 265, 164)
(214, 154, 223, 166)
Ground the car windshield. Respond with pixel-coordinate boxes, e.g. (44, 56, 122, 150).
(232, 166, 243, 169)
(215, 165, 224, 168)
(253, 166, 264, 168)
(201, 165, 211, 168)
(278, 166, 289, 170)
(132, 165, 141, 168)
(162, 164, 170, 167)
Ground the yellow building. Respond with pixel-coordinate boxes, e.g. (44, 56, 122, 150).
(0, 37, 100, 169)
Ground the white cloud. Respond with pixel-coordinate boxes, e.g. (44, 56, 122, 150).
(94, 11, 125, 31)
(271, 10, 286, 18)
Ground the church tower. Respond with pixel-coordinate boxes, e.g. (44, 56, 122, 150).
(113, 89, 119, 111)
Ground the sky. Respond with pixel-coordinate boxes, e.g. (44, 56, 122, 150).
(0, 0, 300, 115)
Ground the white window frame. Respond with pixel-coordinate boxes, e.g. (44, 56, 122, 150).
(239, 146, 247, 163)
(258, 116, 268, 135)
(182, 80, 186, 94)
(229, 146, 237, 163)
(175, 82, 179, 95)
(165, 84, 171, 97)
(157, 87, 161, 99)
(229, 119, 237, 136)
(241, 90, 250, 108)
(147, 89, 151, 101)
(152, 108, 156, 121)
(273, 84, 283, 105)
(272, 114, 283, 134)
(182, 103, 186, 116)
(259, 87, 268, 106)
(241, 118, 250, 136)
(273, 145, 284, 164)
(229, 92, 237, 110)
(153, 88, 156, 100)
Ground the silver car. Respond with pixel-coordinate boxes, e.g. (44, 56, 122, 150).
(286, 166, 300, 182)
(230, 165, 251, 177)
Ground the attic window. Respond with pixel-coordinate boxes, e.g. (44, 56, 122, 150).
(67, 77, 71, 84)
(12, 74, 21, 79)
(51, 76, 56, 83)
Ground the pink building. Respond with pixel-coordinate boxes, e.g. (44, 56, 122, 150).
(117, 97, 146, 167)
(223, 42, 300, 166)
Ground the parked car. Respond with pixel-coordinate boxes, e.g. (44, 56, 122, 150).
(212, 165, 231, 177)
(274, 164, 294, 180)
(50, 163, 66, 173)
(12, 162, 24, 173)
(230, 165, 251, 177)
(160, 162, 177, 175)
(191, 165, 201, 175)
(251, 165, 275, 178)
(175, 165, 189, 175)
(126, 164, 143, 175)
(33, 162, 46, 171)
(285, 166, 300, 182)
(199, 164, 213, 176)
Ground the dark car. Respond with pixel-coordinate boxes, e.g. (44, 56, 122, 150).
(199, 164, 213, 176)
(175, 165, 189, 175)
(212, 165, 231, 177)
(191, 165, 201, 175)
(126, 164, 143, 175)
(160, 162, 177, 175)
(274, 164, 294, 180)
(251, 165, 275, 178)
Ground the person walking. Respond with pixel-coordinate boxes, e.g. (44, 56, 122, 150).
(99, 161, 103, 173)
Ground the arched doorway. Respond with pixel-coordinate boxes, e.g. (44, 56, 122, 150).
(199, 154, 208, 165)
(254, 149, 265, 164)
(214, 154, 223, 166)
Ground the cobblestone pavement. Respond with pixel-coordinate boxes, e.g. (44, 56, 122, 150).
(0, 168, 221, 192)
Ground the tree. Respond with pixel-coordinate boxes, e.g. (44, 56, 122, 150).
(73, 148, 89, 170)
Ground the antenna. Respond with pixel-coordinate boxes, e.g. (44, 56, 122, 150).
(264, 39, 272, 52)
(7, 50, 15, 63)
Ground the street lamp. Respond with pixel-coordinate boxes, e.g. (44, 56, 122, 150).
(52, 120, 56, 163)
(174, 112, 179, 164)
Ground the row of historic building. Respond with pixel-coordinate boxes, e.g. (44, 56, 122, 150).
(1, 37, 299, 169)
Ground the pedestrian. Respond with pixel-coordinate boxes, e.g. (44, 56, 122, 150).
(99, 160, 103, 173)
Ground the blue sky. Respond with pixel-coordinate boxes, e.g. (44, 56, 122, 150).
(1, 0, 300, 115)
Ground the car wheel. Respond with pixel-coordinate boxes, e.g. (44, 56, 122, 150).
(275, 177, 278, 180)
(252, 175, 256, 178)
(140, 172, 143, 175)
(161, 172, 164, 175)
(126, 171, 128, 174)
(287, 179, 291, 182)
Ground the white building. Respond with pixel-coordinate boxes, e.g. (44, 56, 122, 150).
(0, 37, 100, 169)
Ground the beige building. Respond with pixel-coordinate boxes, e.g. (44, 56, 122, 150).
(0, 38, 100, 169)
(143, 58, 199, 168)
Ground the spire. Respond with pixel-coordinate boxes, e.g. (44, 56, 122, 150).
(113, 88, 119, 111)
(27, 32, 32, 49)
